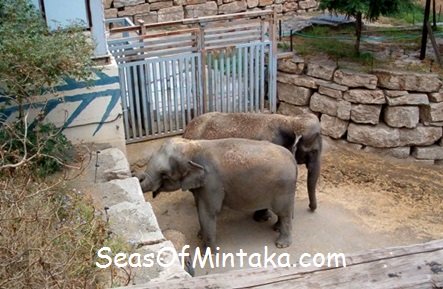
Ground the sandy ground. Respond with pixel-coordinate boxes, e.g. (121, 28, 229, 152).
(128, 138, 443, 276)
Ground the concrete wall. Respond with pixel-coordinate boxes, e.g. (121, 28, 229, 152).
(277, 56, 443, 165)
(1, 61, 126, 154)
(103, 0, 318, 23)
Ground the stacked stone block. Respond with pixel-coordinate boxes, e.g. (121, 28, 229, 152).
(103, 0, 318, 23)
(277, 56, 443, 165)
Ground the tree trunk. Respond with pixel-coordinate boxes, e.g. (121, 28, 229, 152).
(355, 12, 363, 56)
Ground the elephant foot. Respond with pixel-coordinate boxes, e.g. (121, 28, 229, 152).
(275, 235, 292, 248)
(253, 209, 272, 222)
(309, 203, 317, 212)
(273, 220, 281, 232)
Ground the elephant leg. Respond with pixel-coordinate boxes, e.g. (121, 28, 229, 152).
(196, 200, 217, 251)
(273, 196, 294, 248)
(306, 154, 320, 212)
(253, 209, 273, 222)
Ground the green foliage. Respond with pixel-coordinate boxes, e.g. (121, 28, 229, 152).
(0, 121, 74, 177)
(0, 0, 94, 114)
(387, 2, 424, 25)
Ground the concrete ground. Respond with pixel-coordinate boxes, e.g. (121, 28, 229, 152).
(128, 137, 443, 276)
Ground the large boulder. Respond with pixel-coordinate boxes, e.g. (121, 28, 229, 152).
(350, 104, 382, 125)
(337, 100, 352, 120)
(373, 69, 442, 92)
(343, 89, 385, 104)
(386, 93, 429, 106)
(384, 106, 419, 128)
(429, 91, 443, 102)
(277, 56, 305, 74)
(412, 145, 443, 160)
(185, 2, 218, 17)
(333, 69, 377, 89)
(277, 82, 312, 106)
(420, 102, 443, 122)
(363, 146, 411, 159)
(320, 114, 348, 139)
(114, 0, 144, 8)
(278, 102, 314, 116)
(158, 6, 184, 21)
(219, 0, 247, 13)
(309, 93, 338, 116)
(400, 126, 442, 146)
(347, 123, 400, 148)
(278, 72, 318, 89)
(306, 62, 337, 81)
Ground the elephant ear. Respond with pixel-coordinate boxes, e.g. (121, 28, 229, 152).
(181, 160, 205, 191)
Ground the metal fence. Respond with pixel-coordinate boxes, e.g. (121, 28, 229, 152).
(108, 11, 277, 143)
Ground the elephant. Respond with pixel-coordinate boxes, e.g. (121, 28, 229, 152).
(138, 138, 298, 250)
(182, 112, 322, 214)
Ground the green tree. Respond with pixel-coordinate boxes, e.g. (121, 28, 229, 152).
(319, 0, 414, 55)
(0, 0, 95, 119)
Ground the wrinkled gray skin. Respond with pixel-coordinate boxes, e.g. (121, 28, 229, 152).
(183, 112, 322, 214)
(138, 138, 297, 250)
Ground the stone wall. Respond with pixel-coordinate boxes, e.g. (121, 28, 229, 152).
(103, 0, 318, 23)
(277, 56, 443, 165)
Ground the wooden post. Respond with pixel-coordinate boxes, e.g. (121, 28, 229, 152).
(433, 0, 437, 29)
(420, 0, 432, 60)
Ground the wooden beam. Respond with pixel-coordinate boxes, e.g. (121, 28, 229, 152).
(115, 239, 443, 289)
(426, 22, 442, 66)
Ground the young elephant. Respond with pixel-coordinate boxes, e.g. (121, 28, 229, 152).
(183, 112, 322, 213)
(138, 138, 297, 250)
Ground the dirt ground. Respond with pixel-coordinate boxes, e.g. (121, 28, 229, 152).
(129, 138, 443, 276)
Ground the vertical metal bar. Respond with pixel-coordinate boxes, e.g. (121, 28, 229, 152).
(185, 56, 192, 124)
(237, 47, 243, 112)
(127, 66, 137, 139)
(171, 59, 179, 131)
(290, 29, 293, 52)
(152, 61, 161, 134)
(197, 54, 204, 115)
(232, 49, 237, 112)
(178, 57, 186, 129)
(270, 11, 278, 112)
(214, 56, 219, 112)
(165, 60, 173, 132)
(207, 53, 213, 112)
(249, 44, 254, 112)
(226, 50, 231, 113)
(260, 44, 265, 112)
(220, 50, 225, 112)
(254, 44, 260, 112)
(133, 65, 143, 138)
(118, 67, 130, 140)
(139, 64, 150, 137)
(243, 46, 248, 112)
(159, 60, 168, 133)
(146, 62, 155, 135)
(191, 55, 198, 118)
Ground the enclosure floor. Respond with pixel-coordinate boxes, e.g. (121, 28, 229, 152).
(128, 138, 443, 276)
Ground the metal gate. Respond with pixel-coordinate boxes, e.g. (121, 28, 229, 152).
(108, 11, 277, 143)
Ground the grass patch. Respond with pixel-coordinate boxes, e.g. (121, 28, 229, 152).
(387, 2, 425, 25)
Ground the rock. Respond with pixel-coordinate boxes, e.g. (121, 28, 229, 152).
(429, 91, 443, 102)
(114, 0, 144, 8)
(258, 0, 273, 6)
(384, 90, 408, 97)
(316, 79, 348, 91)
(104, 8, 118, 18)
(337, 100, 351, 120)
(318, 86, 343, 99)
(306, 62, 337, 81)
(158, 6, 184, 21)
(163, 229, 187, 251)
(283, 1, 298, 12)
(100, 177, 145, 207)
(246, 0, 258, 8)
(277, 56, 305, 74)
(320, 114, 348, 139)
(135, 12, 158, 23)
(386, 93, 429, 106)
(412, 146, 443, 160)
(185, 2, 218, 17)
(99, 148, 131, 182)
(277, 72, 318, 89)
(150, 1, 173, 10)
(436, 159, 443, 165)
(272, 4, 283, 14)
(219, 0, 246, 13)
(400, 126, 442, 146)
(373, 69, 442, 92)
(347, 123, 400, 148)
(363, 146, 411, 159)
(384, 106, 419, 129)
(298, 0, 317, 9)
(278, 102, 314, 116)
(420, 102, 443, 122)
(186, 0, 206, 5)
(104, 0, 113, 9)
(334, 69, 378, 89)
(118, 3, 150, 16)
(277, 82, 312, 105)
(343, 89, 385, 104)
(309, 93, 338, 116)
(108, 201, 165, 245)
(350, 104, 382, 125)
